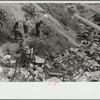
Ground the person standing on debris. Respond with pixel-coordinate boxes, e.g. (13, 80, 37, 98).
(20, 44, 34, 68)
(13, 22, 22, 42)
(35, 20, 43, 37)
(23, 17, 30, 37)
(25, 45, 34, 60)
(19, 39, 24, 51)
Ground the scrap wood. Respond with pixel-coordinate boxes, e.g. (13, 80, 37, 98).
(48, 72, 63, 76)
(35, 56, 45, 64)
(89, 71, 100, 76)
(10, 57, 19, 82)
(26, 67, 35, 78)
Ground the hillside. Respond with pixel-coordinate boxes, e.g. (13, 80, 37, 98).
(0, 3, 100, 82)
(0, 3, 79, 58)
(0, 3, 80, 82)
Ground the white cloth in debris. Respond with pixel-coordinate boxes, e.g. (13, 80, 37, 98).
(25, 46, 33, 55)
(3, 55, 11, 61)
(3, 55, 16, 65)
(43, 14, 48, 18)
(3, 55, 11, 64)
(23, 19, 30, 26)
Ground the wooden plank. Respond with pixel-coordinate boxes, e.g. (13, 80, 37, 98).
(48, 72, 63, 76)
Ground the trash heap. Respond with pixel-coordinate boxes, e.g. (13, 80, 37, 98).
(1, 32, 100, 82)
(72, 26, 100, 82)
(1, 4, 100, 82)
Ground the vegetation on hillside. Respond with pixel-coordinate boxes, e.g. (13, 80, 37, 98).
(0, 3, 100, 82)
(38, 3, 68, 26)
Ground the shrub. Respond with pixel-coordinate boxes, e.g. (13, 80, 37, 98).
(21, 4, 37, 18)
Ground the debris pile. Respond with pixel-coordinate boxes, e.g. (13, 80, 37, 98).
(1, 41, 100, 82)
(0, 3, 100, 82)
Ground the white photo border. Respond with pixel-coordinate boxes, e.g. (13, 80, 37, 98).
(0, 1, 100, 99)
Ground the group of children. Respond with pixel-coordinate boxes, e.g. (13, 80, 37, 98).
(13, 17, 30, 42)
(13, 16, 43, 43)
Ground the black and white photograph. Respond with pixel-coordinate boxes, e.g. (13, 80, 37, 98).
(0, 2, 100, 82)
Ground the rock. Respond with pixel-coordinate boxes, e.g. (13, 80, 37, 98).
(7, 68, 14, 77)
(0, 76, 9, 82)
(21, 68, 30, 78)
(70, 47, 78, 52)
(34, 70, 39, 75)
(36, 67, 43, 73)
(42, 64, 50, 73)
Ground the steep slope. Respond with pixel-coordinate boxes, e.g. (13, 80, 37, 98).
(0, 3, 78, 58)
(0, 3, 100, 82)
(35, 3, 78, 46)
(38, 3, 77, 40)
